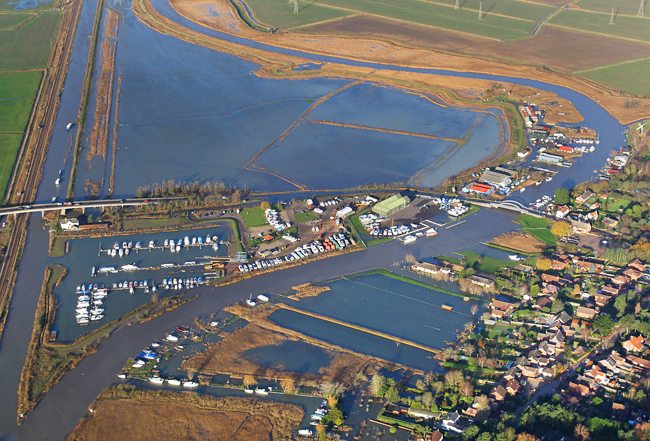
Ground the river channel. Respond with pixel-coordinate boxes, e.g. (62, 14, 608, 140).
(0, 0, 632, 436)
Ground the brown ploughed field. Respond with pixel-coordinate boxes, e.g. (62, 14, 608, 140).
(491, 232, 547, 254)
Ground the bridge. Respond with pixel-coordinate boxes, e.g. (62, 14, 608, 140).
(0, 197, 181, 218)
(468, 199, 544, 217)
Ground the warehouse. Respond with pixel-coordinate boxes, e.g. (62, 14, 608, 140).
(372, 194, 411, 217)
(537, 153, 563, 164)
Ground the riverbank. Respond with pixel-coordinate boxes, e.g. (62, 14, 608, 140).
(65, 386, 303, 441)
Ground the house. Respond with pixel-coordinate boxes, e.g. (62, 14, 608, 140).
(612, 275, 629, 286)
(489, 385, 507, 402)
(468, 274, 495, 289)
(623, 268, 642, 281)
(627, 355, 650, 370)
(551, 260, 568, 271)
(603, 217, 619, 230)
(412, 262, 449, 276)
(408, 407, 441, 420)
(576, 190, 594, 204)
(589, 201, 600, 210)
(575, 306, 596, 320)
(490, 299, 514, 318)
(556, 205, 571, 219)
(601, 285, 620, 296)
(568, 382, 591, 398)
(430, 430, 444, 441)
(506, 378, 522, 395)
(628, 259, 646, 273)
(569, 218, 592, 234)
(623, 335, 645, 352)
(534, 296, 552, 310)
(441, 411, 465, 434)
(60, 218, 79, 231)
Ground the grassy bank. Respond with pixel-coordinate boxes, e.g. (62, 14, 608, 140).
(67, 386, 304, 441)
(516, 214, 556, 245)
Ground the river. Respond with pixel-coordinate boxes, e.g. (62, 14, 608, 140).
(0, 0, 630, 436)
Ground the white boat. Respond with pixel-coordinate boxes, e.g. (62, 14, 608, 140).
(255, 388, 269, 395)
(508, 255, 522, 262)
(403, 235, 416, 244)
(93, 299, 103, 305)
(127, 242, 133, 249)
(77, 317, 89, 324)
(425, 228, 437, 237)
(76, 308, 88, 314)
(184, 236, 190, 245)
(124, 248, 130, 256)
(90, 307, 104, 314)
(90, 314, 103, 321)
(166, 334, 179, 342)
(117, 374, 126, 379)
(183, 381, 199, 388)
(66, 123, 72, 130)
(298, 429, 312, 437)
(93, 292, 106, 299)
(149, 240, 155, 248)
(121, 264, 139, 271)
(118, 249, 124, 257)
(110, 249, 116, 257)
(212, 243, 219, 251)
(149, 377, 164, 384)
(77, 295, 90, 301)
(520, 187, 526, 193)
(167, 379, 181, 386)
(175, 245, 180, 252)
(545, 176, 553, 182)
(77, 301, 90, 308)
(243, 388, 254, 394)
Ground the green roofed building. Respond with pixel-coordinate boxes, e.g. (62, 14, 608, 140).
(372, 194, 411, 217)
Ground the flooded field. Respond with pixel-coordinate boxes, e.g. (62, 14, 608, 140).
(72, 0, 507, 197)
(242, 340, 334, 375)
(268, 308, 442, 372)
(278, 273, 482, 349)
(51, 226, 228, 343)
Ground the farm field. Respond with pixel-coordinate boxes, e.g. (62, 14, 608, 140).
(0, 134, 22, 197)
(0, 0, 54, 11)
(578, 59, 650, 97)
(247, 0, 548, 39)
(548, 9, 650, 42)
(0, 12, 33, 29)
(576, 0, 646, 15)
(0, 10, 59, 71)
(0, 70, 42, 132)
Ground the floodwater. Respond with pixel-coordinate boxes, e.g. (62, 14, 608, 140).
(51, 226, 228, 343)
(73, 0, 507, 197)
(269, 308, 444, 373)
(242, 339, 334, 375)
(278, 273, 482, 349)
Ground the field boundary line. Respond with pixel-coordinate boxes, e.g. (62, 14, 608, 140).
(571, 56, 650, 75)
(545, 23, 650, 45)
(287, 13, 360, 31)
(413, 0, 538, 23)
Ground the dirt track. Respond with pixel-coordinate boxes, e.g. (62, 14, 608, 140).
(167, 0, 650, 124)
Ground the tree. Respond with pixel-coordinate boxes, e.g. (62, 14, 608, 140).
(260, 201, 271, 210)
(614, 294, 628, 317)
(635, 422, 650, 440)
(464, 343, 476, 357)
(555, 188, 570, 205)
(551, 221, 572, 238)
(385, 387, 400, 404)
(422, 392, 434, 408)
(575, 424, 590, 441)
(280, 379, 295, 394)
(462, 425, 480, 441)
(319, 382, 344, 398)
(371, 374, 386, 396)
(461, 381, 474, 397)
(316, 423, 326, 441)
(431, 381, 445, 394)
(243, 375, 257, 387)
(416, 379, 426, 391)
(593, 314, 615, 336)
(517, 434, 541, 441)
(550, 299, 565, 314)
(530, 284, 540, 296)
(445, 370, 464, 388)
(485, 358, 498, 370)
(477, 352, 488, 369)
(471, 304, 479, 316)
(87, 214, 94, 223)
(536, 258, 552, 271)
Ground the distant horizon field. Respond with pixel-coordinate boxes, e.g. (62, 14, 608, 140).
(548, 9, 650, 42)
(245, 0, 547, 39)
(576, 0, 647, 15)
(0, 12, 33, 29)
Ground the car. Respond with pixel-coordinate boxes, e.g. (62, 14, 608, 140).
(56, 202, 63, 206)
(120, 199, 125, 203)
(64, 202, 72, 206)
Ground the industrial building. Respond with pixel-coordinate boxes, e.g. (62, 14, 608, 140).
(372, 194, 411, 217)
(537, 153, 563, 164)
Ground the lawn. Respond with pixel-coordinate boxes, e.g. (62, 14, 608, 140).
(122, 217, 189, 229)
(293, 211, 318, 224)
(0, 71, 42, 133)
(579, 59, 650, 96)
(516, 214, 556, 245)
(549, 10, 650, 42)
(248, 0, 550, 39)
(0, 12, 33, 29)
(240, 206, 267, 229)
(458, 250, 518, 274)
(0, 133, 22, 197)
(602, 197, 630, 214)
(0, 11, 59, 71)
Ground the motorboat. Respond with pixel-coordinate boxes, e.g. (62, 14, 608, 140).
(149, 376, 164, 384)
(183, 381, 199, 388)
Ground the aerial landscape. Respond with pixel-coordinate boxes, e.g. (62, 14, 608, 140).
(2, 0, 650, 439)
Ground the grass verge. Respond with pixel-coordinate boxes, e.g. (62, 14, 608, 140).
(515, 214, 556, 245)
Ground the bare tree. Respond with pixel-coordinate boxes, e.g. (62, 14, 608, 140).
(474, 394, 489, 410)
(477, 351, 488, 369)
(405, 253, 417, 263)
(431, 381, 445, 394)
(471, 304, 479, 316)
(581, 327, 591, 342)
(444, 370, 464, 388)
(422, 392, 434, 408)
(460, 381, 474, 397)
(574, 423, 590, 441)
(371, 374, 386, 396)
(464, 322, 475, 332)
(319, 382, 344, 398)
(463, 343, 476, 357)
(416, 379, 426, 391)
(280, 379, 296, 394)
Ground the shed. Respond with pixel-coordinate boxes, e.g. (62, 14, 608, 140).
(372, 194, 411, 217)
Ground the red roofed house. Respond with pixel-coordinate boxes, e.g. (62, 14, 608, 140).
(568, 382, 590, 398)
(623, 335, 645, 353)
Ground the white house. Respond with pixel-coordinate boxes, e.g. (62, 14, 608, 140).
(60, 218, 79, 231)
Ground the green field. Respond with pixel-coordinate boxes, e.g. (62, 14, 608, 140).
(576, 0, 646, 15)
(293, 211, 318, 223)
(458, 250, 518, 274)
(579, 59, 650, 96)
(0, 133, 23, 197)
(0, 12, 33, 29)
(241, 206, 268, 229)
(516, 214, 556, 245)
(0, 70, 42, 132)
(0, 11, 59, 71)
(549, 9, 650, 42)
(248, 0, 551, 39)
